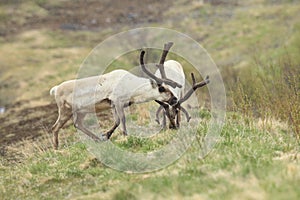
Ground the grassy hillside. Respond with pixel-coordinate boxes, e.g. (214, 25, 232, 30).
(0, 0, 299, 199)
(1, 114, 299, 199)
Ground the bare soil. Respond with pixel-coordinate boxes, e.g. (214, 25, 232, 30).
(0, 0, 173, 36)
(0, 102, 57, 156)
(0, 100, 113, 158)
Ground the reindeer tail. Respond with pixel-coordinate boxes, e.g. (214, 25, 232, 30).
(50, 86, 58, 96)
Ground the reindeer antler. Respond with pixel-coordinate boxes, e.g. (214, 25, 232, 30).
(168, 73, 209, 124)
(140, 49, 182, 88)
(178, 73, 210, 105)
(157, 42, 174, 79)
(178, 106, 192, 122)
(140, 50, 160, 83)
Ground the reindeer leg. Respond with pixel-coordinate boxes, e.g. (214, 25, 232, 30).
(74, 112, 101, 142)
(155, 100, 176, 129)
(176, 108, 181, 128)
(155, 105, 164, 124)
(115, 104, 127, 136)
(161, 110, 167, 129)
(155, 103, 167, 130)
(104, 108, 120, 139)
(51, 110, 72, 150)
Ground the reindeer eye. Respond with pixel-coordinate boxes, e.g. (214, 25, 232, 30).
(158, 86, 166, 93)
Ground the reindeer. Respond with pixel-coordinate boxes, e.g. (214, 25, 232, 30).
(50, 44, 181, 149)
(153, 43, 210, 129)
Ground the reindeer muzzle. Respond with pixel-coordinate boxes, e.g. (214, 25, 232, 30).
(168, 96, 178, 106)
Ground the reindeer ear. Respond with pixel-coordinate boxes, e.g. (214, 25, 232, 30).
(150, 79, 157, 88)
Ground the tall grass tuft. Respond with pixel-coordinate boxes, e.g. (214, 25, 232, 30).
(230, 52, 299, 138)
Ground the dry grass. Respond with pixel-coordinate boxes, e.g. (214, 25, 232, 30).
(229, 54, 300, 138)
(1, 0, 300, 199)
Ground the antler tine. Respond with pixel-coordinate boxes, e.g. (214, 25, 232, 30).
(191, 73, 196, 85)
(178, 74, 210, 104)
(156, 42, 182, 88)
(159, 42, 174, 65)
(180, 106, 192, 122)
(140, 50, 163, 84)
(157, 42, 174, 79)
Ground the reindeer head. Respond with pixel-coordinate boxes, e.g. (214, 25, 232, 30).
(148, 79, 179, 106)
(141, 42, 210, 129)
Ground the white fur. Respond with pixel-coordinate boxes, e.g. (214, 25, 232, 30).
(155, 60, 185, 100)
(50, 69, 175, 148)
(49, 86, 58, 96)
(154, 60, 185, 127)
(52, 70, 171, 113)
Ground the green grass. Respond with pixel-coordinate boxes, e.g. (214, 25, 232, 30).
(1, 115, 299, 199)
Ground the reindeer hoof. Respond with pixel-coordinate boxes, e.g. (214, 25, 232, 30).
(169, 124, 179, 130)
(53, 142, 58, 150)
(101, 134, 109, 140)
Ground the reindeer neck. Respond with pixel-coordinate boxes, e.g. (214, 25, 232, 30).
(130, 79, 160, 104)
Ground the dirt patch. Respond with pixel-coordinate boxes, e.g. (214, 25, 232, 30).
(0, 100, 114, 159)
(0, 102, 57, 155)
(0, 0, 174, 36)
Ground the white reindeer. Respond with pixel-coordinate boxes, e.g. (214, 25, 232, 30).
(154, 60, 186, 128)
(50, 46, 181, 149)
(154, 43, 210, 129)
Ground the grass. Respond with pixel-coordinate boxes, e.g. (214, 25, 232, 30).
(1, 0, 300, 199)
(0, 29, 113, 105)
(1, 114, 299, 199)
(230, 51, 300, 137)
